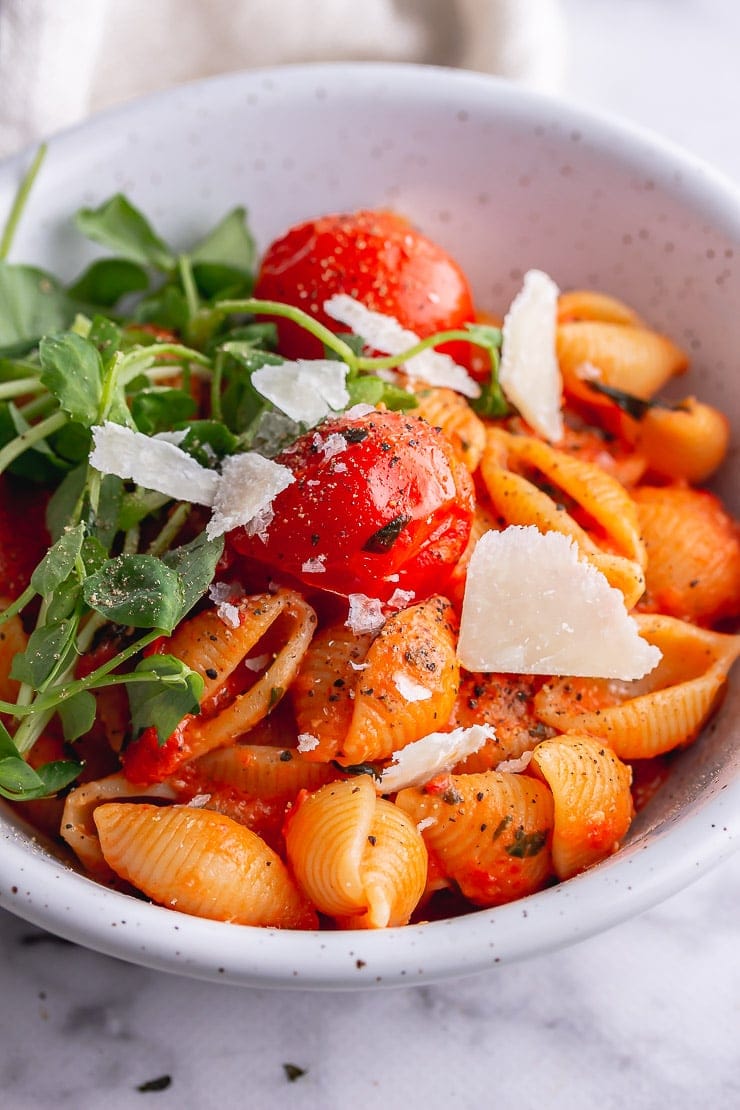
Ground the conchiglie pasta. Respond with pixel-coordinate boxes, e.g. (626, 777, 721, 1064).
(337, 596, 460, 766)
(290, 623, 373, 762)
(411, 386, 487, 472)
(0, 607, 26, 703)
(556, 320, 688, 401)
(633, 485, 740, 625)
(94, 803, 317, 928)
(529, 735, 633, 879)
(193, 744, 338, 800)
(61, 773, 176, 879)
(284, 776, 427, 927)
(123, 589, 317, 784)
(395, 772, 554, 907)
(534, 615, 740, 759)
(557, 289, 642, 326)
(480, 427, 646, 607)
(621, 398, 730, 484)
(448, 671, 553, 772)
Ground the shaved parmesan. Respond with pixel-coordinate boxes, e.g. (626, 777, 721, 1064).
(324, 293, 480, 399)
(499, 270, 563, 442)
(392, 672, 431, 702)
(90, 423, 220, 506)
(313, 431, 347, 460)
(458, 526, 662, 680)
(301, 556, 326, 574)
(497, 751, 534, 774)
(251, 360, 349, 426)
(380, 725, 494, 792)
(345, 593, 386, 635)
(208, 581, 244, 628)
(297, 733, 320, 753)
(206, 452, 294, 540)
(416, 816, 437, 833)
(388, 588, 415, 610)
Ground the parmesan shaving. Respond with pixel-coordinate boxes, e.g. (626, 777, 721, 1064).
(499, 269, 563, 442)
(416, 816, 437, 833)
(297, 733, 320, 753)
(388, 588, 415, 610)
(345, 594, 386, 635)
(324, 293, 480, 398)
(379, 725, 494, 792)
(90, 423, 220, 506)
(496, 751, 534, 774)
(392, 672, 431, 703)
(301, 556, 327, 574)
(244, 653, 271, 672)
(313, 431, 347, 460)
(457, 526, 662, 680)
(206, 452, 294, 540)
(251, 360, 349, 426)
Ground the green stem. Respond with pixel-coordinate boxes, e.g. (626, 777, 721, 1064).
(217, 298, 359, 369)
(0, 408, 66, 476)
(0, 378, 44, 401)
(178, 254, 200, 320)
(210, 349, 224, 422)
(18, 393, 56, 421)
(0, 584, 34, 627)
(147, 503, 191, 557)
(0, 144, 47, 261)
(11, 629, 161, 749)
(355, 328, 501, 372)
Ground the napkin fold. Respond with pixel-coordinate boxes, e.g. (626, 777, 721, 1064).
(0, 0, 566, 158)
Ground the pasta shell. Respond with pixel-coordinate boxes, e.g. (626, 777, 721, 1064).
(61, 773, 176, 879)
(193, 744, 337, 800)
(285, 777, 427, 927)
(338, 596, 459, 766)
(0, 607, 26, 703)
(411, 386, 487, 472)
(395, 772, 554, 908)
(290, 623, 373, 761)
(557, 321, 688, 401)
(634, 485, 740, 625)
(529, 734, 634, 879)
(534, 614, 740, 758)
(557, 290, 642, 326)
(94, 803, 317, 928)
(284, 776, 377, 917)
(623, 398, 730, 484)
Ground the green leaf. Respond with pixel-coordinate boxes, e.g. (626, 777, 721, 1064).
(58, 689, 97, 742)
(130, 387, 197, 436)
(81, 535, 109, 577)
(30, 522, 85, 595)
(48, 420, 92, 465)
(0, 263, 75, 356)
(10, 618, 77, 688)
(0, 755, 45, 797)
(190, 206, 256, 274)
(176, 419, 238, 467)
(38, 332, 102, 425)
(133, 285, 189, 332)
(465, 324, 508, 419)
(205, 321, 277, 357)
(127, 653, 204, 743)
(90, 475, 124, 550)
(46, 465, 87, 540)
(346, 375, 418, 411)
(75, 195, 175, 271)
(45, 578, 82, 624)
(88, 316, 123, 366)
(83, 554, 184, 632)
(0, 402, 67, 483)
(68, 258, 150, 308)
(162, 532, 224, 623)
(0, 721, 19, 760)
(33, 759, 83, 795)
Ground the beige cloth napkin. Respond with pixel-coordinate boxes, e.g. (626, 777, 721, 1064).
(0, 0, 567, 158)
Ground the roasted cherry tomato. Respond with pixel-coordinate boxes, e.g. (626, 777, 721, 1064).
(228, 409, 475, 602)
(253, 209, 477, 362)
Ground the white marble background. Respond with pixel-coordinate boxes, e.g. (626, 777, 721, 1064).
(2, 1, 740, 1107)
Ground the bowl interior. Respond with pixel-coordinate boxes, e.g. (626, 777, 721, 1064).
(1, 62, 738, 987)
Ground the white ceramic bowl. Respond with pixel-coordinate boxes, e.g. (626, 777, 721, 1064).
(1, 63, 738, 988)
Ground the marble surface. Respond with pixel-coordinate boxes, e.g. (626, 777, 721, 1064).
(2, 2, 740, 1107)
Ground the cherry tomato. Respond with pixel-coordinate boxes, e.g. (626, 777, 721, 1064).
(0, 475, 49, 599)
(228, 409, 475, 602)
(253, 209, 477, 363)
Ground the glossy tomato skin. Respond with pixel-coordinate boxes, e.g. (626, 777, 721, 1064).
(253, 209, 477, 362)
(228, 410, 475, 602)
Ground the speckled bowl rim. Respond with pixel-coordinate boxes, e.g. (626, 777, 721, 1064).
(0, 62, 739, 989)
